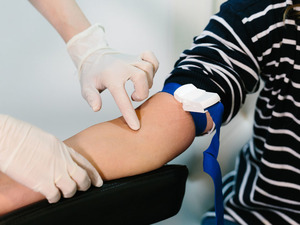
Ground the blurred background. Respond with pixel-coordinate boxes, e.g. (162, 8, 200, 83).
(0, 0, 224, 139)
(0, 1, 258, 224)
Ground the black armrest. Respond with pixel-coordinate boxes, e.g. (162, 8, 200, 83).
(0, 164, 188, 225)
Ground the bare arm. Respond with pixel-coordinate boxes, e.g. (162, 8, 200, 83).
(0, 92, 213, 215)
(29, 0, 91, 42)
(64, 92, 199, 180)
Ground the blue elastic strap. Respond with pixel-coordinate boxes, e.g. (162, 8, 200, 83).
(162, 82, 225, 225)
(161, 82, 182, 95)
(204, 102, 224, 225)
(161, 83, 207, 135)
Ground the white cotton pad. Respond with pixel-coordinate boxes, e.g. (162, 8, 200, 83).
(174, 84, 220, 113)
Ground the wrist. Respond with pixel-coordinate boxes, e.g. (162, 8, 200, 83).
(67, 23, 109, 71)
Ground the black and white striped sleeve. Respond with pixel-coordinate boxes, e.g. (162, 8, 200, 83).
(165, 2, 261, 123)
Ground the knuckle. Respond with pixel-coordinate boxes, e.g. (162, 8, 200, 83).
(143, 63, 154, 74)
(135, 71, 148, 81)
(62, 182, 77, 198)
(139, 90, 149, 99)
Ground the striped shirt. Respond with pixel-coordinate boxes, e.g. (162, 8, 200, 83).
(165, 0, 300, 224)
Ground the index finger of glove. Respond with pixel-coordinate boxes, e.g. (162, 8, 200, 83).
(109, 85, 140, 131)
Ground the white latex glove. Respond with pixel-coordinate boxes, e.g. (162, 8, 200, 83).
(0, 114, 103, 203)
(67, 24, 159, 130)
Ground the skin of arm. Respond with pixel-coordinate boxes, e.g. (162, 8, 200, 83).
(0, 92, 213, 215)
(29, 0, 91, 42)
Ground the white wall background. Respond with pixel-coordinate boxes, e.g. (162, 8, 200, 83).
(0, 0, 215, 139)
(0, 1, 257, 224)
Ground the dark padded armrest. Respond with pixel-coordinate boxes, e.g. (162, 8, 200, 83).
(0, 164, 188, 225)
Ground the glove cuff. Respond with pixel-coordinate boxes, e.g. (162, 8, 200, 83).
(67, 23, 109, 72)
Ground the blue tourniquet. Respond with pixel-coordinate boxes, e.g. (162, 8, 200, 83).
(204, 102, 224, 225)
(162, 83, 225, 225)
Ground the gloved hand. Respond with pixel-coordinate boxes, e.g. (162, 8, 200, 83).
(0, 114, 103, 203)
(67, 24, 159, 130)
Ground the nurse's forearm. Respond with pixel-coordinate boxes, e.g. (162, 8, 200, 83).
(29, 0, 91, 42)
